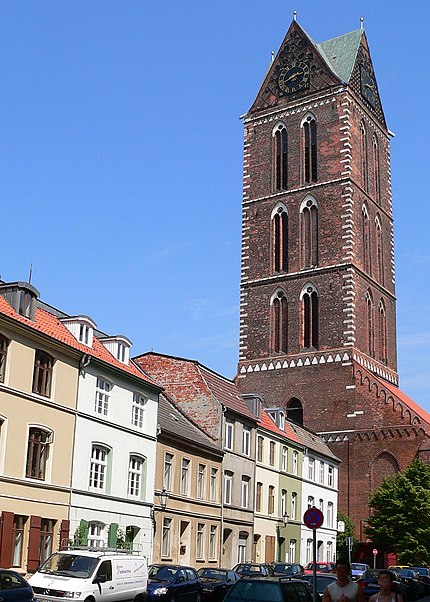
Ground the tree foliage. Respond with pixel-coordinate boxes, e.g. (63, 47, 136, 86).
(365, 458, 430, 565)
(337, 512, 357, 559)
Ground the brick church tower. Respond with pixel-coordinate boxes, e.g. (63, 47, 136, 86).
(236, 18, 430, 542)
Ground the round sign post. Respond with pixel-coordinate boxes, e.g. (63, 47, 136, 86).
(303, 508, 324, 602)
(373, 548, 378, 569)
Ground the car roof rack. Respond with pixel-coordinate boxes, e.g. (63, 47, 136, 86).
(61, 544, 144, 556)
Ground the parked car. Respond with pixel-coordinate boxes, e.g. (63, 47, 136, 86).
(147, 564, 202, 601)
(0, 570, 34, 602)
(197, 568, 239, 601)
(397, 569, 424, 601)
(409, 568, 430, 596)
(302, 573, 337, 600)
(357, 569, 406, 600)
(351, 564, 372, 581)
(232, 563, 274, 578)
(272, 563, 304, 577)
(304, 562, 336, 574)
(223, 577, 313, 602)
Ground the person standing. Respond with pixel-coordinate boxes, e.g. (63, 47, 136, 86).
(323, 560, 365, 602)
(369, 570, 404, 602)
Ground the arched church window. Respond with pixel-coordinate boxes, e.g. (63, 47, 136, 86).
(302, 114, 317, 183)
(378, 299, 387, 365)
(272, 204, 288, 272)
(271, 290, 288, 354)
(366, 290, 375, 358)
(287, 398, 303, 426)
(273, 123, 288, 190)
(373, 134, 381, 205)
(300, 196, 318, 268)
(362, 204, 371, 275)
(301, 284, 318, 349)
(375, 215, 384, 285)
(360, 121, 369, 193)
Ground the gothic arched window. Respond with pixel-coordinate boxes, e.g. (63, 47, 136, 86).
(271, 290, 288, 354)
(378, 299, 387, 365)
(360, 121, 369, 193)
(301, 284, 319, 349)
(287, 397, 303, 426)
(373, 134, 381, 205)
(273, 123, 288, 191)
(302, 114, 317, 183)
(300, 196, 318, 268)
(362, 204, 371, 275)
(375, 215, 384, 285)
(366, 290, 375, 358)
(272, 204, 288, 272)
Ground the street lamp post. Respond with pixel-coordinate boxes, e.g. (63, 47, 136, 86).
(151, 488, 170, 523)
(276, 512, 289, 562)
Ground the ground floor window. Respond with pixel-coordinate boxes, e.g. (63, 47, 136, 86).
(39, 519, 55, 563)
(88, 522, 105, 548)
(12, 516, 26, 566)
(162, 518, 171, 558)
(289, 539, 296, 562)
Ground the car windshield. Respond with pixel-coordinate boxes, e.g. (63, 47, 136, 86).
(227, 580, 284, 601)
(273, 564, 294, 575)
(38, 554, 99, 578)
(0, 571, 27, 590)
(303, 576, 335, 593)
(399, 570, 412, 578)
(148, 566, 178, 582)
(236, 565, 263, 574)
(412, 568, 427, 576)
(351, 564, 367, 571)
(198, 569, 226, 581)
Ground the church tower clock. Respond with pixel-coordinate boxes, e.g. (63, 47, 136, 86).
(236, 18, 430, 540)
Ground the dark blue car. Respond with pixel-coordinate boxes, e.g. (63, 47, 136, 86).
(0, 570, 34, 602)
(147, 564, 202, 601)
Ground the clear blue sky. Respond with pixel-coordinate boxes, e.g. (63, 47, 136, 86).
(2, 2, 429, 410)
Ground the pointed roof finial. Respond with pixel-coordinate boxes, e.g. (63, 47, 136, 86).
(271, 51, 275, 63)
(293, 10, 297, 21)
(360, 16, 364, 30)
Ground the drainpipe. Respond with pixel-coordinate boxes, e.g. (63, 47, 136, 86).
(220, 406, 226, 563)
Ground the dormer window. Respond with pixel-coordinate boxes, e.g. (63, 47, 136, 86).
(0, 282, 39, 321)
(61, 316, 96, 348)
(278, 411, 285, 431)
(99, 336, 132, 365)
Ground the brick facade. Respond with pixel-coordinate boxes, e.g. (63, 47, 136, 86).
(236, 19, 430, 544)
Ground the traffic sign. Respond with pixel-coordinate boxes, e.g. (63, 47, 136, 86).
(303, 507, 324, 529)
(373, 548, 378, 555)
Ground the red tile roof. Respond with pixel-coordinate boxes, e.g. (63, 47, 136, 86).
(0, 296, 159, 388)
(259, 409, 301, 443)
(354, 360, 430, 426)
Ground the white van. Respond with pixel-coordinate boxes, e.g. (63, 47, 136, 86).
(29, 550, 148, 602)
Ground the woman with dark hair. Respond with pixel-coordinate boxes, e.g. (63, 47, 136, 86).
(369, 571, 404, 602)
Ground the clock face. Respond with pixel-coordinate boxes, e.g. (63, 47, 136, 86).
(360, 67, 376, 106)
(278, 61, 310, 94)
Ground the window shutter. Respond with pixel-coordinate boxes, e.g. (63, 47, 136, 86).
(27, 515, 42, 572)
(60, 519, 70, 550)
(0, 511, 14, 567)
(108, 523, 118, 548)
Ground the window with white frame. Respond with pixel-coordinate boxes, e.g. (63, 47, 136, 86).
(241, 477, 250, 509)
(307, 496, 315, 509)
(257, 436, 264, 462)
(237, 533, 248, 563)
(306, 539, 312, 563)
(88, 522, 105, 548)
(89, 445, 109, 491)
(164, 452, 173, 491)
(320, 461, 324, 484)
(242, 426, 251, 456)
(95, 378, 111, 416)
(225, 420, 234, 450)
(327, 541, 333, 562)
(281, 489, 287, 516)
(291, 492, 297, 520)
(319, 499, 324, 512)
(224, 471, 233, 505)
(209, 525, 217, 559)
(181, 458, 190, 496)
(210, 467, 218, 502)
(289, 539, 296, 562)
(282, 446, 288, 472)
(327, 502, 334, 528)
(292, 451, 298, 475)
(128, 455, 144, 497)
(132, 393, 147, 428)
(269, 441, 276, 466)
(328, 465, 334, 487)
(197, 463, 206, 499)
(308, 457, 315, 480)
(162, 517, 171, 557)
(12, 515, 26, 566)
(196, 523, 205, 560)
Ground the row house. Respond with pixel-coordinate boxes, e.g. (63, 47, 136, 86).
(152, 393, 224, 565)
(0, 281, 161, 570)
(134, 353, 259, 567)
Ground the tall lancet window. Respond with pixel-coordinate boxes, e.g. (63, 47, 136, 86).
(302, 114, 317, 183)
(378, 299, 387, 365)
(273, 123, 288, 191)
(271, 290, 288, 354)
(272, 204, 288, 272)
(301, 197, 318, 268)
(360, 121, 369, 193)
(375, 216, 384, 285)
(366, 290, 375, 358)
(362, 204, 371, 275)
(373, 134, 381, 205)
(301, 284, 319, 349)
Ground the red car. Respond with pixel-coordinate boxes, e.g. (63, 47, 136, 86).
(304, 562, 336, 574)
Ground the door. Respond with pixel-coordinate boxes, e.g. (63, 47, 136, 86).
(93, 560, 116, 602)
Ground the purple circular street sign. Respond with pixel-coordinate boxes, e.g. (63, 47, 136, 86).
(303, 507, 324, 529)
